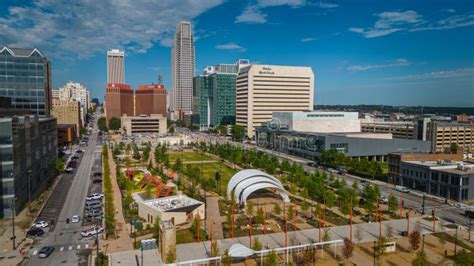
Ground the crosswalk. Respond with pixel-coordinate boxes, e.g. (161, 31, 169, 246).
(31, 244, 91, 256)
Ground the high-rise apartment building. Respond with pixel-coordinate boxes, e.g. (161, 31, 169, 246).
(193, 62, 239, 128)
(51, 99, 82, 136)
(0, 47, 52, 116)
(236, 64, 314, 138)
(57, 82, 90, 126)
(107, 49, 125, 84)
(104, 83, 134, 120)
(171, 21, 195, 112)
(135, 84, 167, 117)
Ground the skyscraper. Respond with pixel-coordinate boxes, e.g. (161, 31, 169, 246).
(107, 49, 125, 84)
(0, 47, 52, 116)
(236, 64, 314, 138)
(171, 21, 195, 112)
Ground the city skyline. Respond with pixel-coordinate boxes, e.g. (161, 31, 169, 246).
(0, 0, 473, 107)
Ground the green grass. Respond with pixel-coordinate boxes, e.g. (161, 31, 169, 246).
(198, 162, 237, 195)
(176, 228, 208, 244)
(169, 152, 215, 162)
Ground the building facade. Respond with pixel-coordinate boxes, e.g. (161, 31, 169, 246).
(236, 64, 314, 138)
(273, 111, 361, 133)
(0, 115, 57, 218)
(104, 83, 134, 120)
(107, 49, 125, 84)
(57, 82, 90, 126)
(135, 84, 167, 117)
(0, 47, 52, 116)
(426, 121, 474, 153)
(400, 160, 474, 201)
(51, 99, 81, 135)
(121, 114, 167, 135)
(57, 124, 77, 147)
(362, 121, 415, 139)
(171, 21, 195, 112)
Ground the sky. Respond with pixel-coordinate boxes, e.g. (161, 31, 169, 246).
(0, 0, 473, 107)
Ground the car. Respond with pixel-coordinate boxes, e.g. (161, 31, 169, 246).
(38, 246, 54, 258)
(380, 196, 388, 204)
(76, 149, 84, 153)
(86, 193, 104, 201)
(27, 228, 44, 237)
(395, 186, 410, 193)
(71, 215, 81, 223)
(85, 201, 102, 210)
(306, 162, 318, 167)
(93, 172, 103, 177)
(33, 221, 49, 228)
(71, 156, 79, 160)
(65, 167, 74, 173)
(92, 179, 102, 184)
(81, 227, 104, 237)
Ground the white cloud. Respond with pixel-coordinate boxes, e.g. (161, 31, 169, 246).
(236, 0, 337, 24)
(301, 37, 317, 42)
(392, 68, 474, 81)
(235, 5, 267, 24)
(215, 43, 246, 51)
(347, 58, 410, 71)
(447, 9, 456, 13)
(0, 0, 224, 59)
(349, 10, 474, 38)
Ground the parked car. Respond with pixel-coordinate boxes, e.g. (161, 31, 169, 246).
(380, 196, 388, 204)
(92, 179, 102, 184)
(93, 172, 103, 177)
(465, 210, 474, 219)
(71, 156, 79, 160)
(81, 227, 104, 237)
(395, 186, 410, 193)
(27, 228, 44, 237)
(38, 246, 54, 258)
(85, 209, 103, 216)
(71, 215, 81, 223)
(33, 221, 49, 228)
(65, 168, 74, 173)
(85, 201, 102, 210)
(306, 162, 318, 167)
(86, 193, 104, 201)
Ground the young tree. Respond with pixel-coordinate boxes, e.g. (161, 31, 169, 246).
(252, 237, 262, 251)
(212, 240, 220, 256)
(408, 228, 421, 251)
(322, 228, 331, 242)
(411, 250, 429, 266)
(352, 180, 359, 191)
(108, 117, 121, 130)
(231, 125, 246, 142)
(55, 158, 64, 173)
(166, 248, 176, 263)
(454, 249, 474, 266)
(375, 237, 388, 261)
(287, 204, 295, 222)
(247, 201, 254, 216)
(97, 117, 108, 131)
(388, 194, 399, 214)
(342, 237, 355, 261)
(324, 190, 336, 208)
(273, 203, 281, 216)
(256, 207, 265, 225)
(266, 250, 279, 265)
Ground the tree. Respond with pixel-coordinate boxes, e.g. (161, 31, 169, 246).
(97, 117, 108, 131)
(215, 125, 228, 136)
(375, 237, 388, 261)
(253, 237, 262, 251)
(352, 180, 359, 191)
(256, 207, 265, 225)
(231, 125, 246, 142)
(454, 249, 474, 266)
(55, 158, 64, 173)
(449, 143, 459, 154)
(266, 250, 279, 265)
(172, 158, 183, 172)
(273, 203, 281, 216)
(247, 201, 254, 216)
(108, 117, 121, 130)
(322, 228, 331, 242)
(412, 250, 429, 266)
(342, 237, 354, 261)
(301, 201, 310, 212)
(324, 190, 336, 208)
(212, 240, 220, 256)
(166, 248, 176, 263)
(388, 194, 399, 214)
(287, 204, 295, 222)
(408, 229, 421, 251)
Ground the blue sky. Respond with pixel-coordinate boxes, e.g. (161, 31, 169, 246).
(1, 0, 473, 107)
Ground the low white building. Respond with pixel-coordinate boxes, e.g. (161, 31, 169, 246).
(121, 114, 167, 135)
(132, 193, 205, 226)
(271, 111, 361, 133)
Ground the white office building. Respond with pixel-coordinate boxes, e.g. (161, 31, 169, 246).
(272, 111, 361, 133)
(171, 21, 195, 113)
(58, 81, 90, 126)
(107, 49, 125, 84)
(236, 64, 314, 138)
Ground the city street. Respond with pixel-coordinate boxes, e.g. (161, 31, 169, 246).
(24, 116, 102, 266)
(190, 131, 472, 228)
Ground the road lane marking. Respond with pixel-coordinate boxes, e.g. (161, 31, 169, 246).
(68, 246, 72, 251)
(60, 247, 64, 251)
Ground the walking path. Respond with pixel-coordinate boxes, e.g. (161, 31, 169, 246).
(99, 149, 133, 253)
(206, 197, 224, 240)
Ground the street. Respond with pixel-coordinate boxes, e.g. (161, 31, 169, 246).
(24, 115, 102, 266)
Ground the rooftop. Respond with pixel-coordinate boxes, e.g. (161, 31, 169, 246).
(133, 194, 203, 213)
(404, 160, 474, 174)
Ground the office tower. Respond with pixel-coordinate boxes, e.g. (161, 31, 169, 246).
(135, 84, 167, 117)
(57, 82, 90, 126)
(0, 47, 52, 116)
(0, 115, 57, 218)
(193, 62, 240, 129)
(236, 64, 314, 138)
(51, 99, 82, 136)
(107, 49, 125, 84)
(104, 83, 134, 120)
(171, 21, 195, 112)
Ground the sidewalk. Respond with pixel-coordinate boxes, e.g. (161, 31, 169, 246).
(99, 148, 133, 254)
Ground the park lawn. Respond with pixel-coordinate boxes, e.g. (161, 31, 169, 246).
(199, 162, 237, 195)
(169, 151, 215, 162)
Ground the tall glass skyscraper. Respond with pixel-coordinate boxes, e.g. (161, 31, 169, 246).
(0, 47, 52, 116)
(171, 21, 195, 112)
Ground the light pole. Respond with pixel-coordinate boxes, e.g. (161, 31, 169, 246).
(11, 198, 16, 250)
(373, 240, 376, 266)
(27, 170, 32, 204)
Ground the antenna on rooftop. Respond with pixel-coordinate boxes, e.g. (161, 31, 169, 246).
(158, 72, 163, 85)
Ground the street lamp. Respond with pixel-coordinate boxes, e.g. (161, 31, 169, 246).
(11, 197, 16, 250)
(27, 170, 32, 204)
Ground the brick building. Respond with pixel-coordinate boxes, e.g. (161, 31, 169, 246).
(135, 84, 167, 116)
(104, 83, 134, 120)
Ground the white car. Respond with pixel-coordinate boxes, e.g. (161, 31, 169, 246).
(65, 167, 74, 173)
(395, 186, 410, 193)
(33, 221, 49, 228)
(81, 227, 104, 237)
(71, 215, 80, 223)
(86, 193, 104, 201)
(380, 196, 388, 204)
